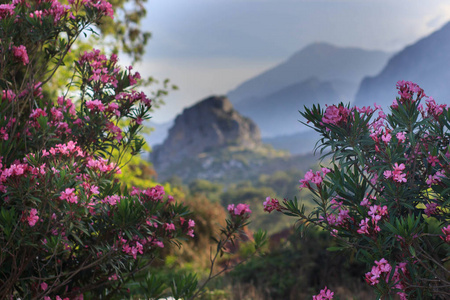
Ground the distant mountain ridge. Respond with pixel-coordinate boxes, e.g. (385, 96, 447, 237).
(354, 21, 450, 108)
(228, 42, 391, 105)
(226, 42, 391, 137)
(235, 77, 340, 137)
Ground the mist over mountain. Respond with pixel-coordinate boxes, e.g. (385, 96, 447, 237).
(263, 130, 322, 155)
(227, 42, 391, 105)
(144, 120, 174, 147)
(235, 77, 340, 137)
(354, 21, 450, 109)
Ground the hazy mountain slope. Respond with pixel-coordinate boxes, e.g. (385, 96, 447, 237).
(228, 42, 390, 104)
(235, 77, 341, 137)
(354, 22, 450, 109)
(263, 130, 322, 155)
(143, 120, 174, 147)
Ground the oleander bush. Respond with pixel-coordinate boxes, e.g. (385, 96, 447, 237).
(0, 1, 264, 299)
(266, 81, 450, 299)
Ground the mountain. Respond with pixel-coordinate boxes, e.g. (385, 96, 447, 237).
(354, 22, 450, 109)
(234, 77, 340, 137)
(151, 96, 262, 172)
(263, 130, 322, 155)
(149, 95, 318, 183)
(227, 42, 391, 105)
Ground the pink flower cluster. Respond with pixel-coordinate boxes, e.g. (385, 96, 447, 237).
(424, 202, 438, 217)
(0, 160, 46, 193)
(131, 185, 166, 202)
(119, 232, 166, 260)
(0, 3, 15, 20)
(365, 258, 392, 285)
(395, 80, 425, 103)
(227, 203, 252, 217)
(13, 45, 29, 65)
(299, 167, 331, 189)
(365, 259, 408, 300)
(426, 170, 445, 186)
(183, 218, 195, 237)
(115, 90, 152, 108)
(357, 204, 388, 235)
(263, 197, 281, 213)
(102, 195, 121, 206)
(322, 105, 350, 126)
(78, 49, 120, 87)
(86, 99, 106, 112)
(86, 157, 119, 174)
(59, 188, 78, 204)
(122, 240, 144, 260)
(27, 208, 39, 227)
(43, 141, 84, 158)
(384, 163, 407, 183)
(323, 198, 351, 227)
(312, 286, 334, 300)
(396, 131, 406, 143)
(83, 0, 114, 19)
(424, 97, 447, 119)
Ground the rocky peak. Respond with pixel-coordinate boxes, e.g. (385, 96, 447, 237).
(151, 96, 261, 170)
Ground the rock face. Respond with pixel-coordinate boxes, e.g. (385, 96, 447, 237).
(151, 96, 261, 170)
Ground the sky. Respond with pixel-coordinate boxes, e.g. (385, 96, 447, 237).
(130, 0, 450, 123)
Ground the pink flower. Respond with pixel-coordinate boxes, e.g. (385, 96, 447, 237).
(59, 188, 78, 204)
(108, 274, 118, 281)
(311, 172, 323, 185)
(322, 105, 349, 126)
(360, 197, 371, 207)
(29, 108, 47, 119)
(263, 197, 281, 213)
(392, 163, 407, 183)
(90, 185, 99, 195)
(13, 45, 29, 65)
(396, 132, 406, 143)
(427, 154, 440, 167)
(313, 286, 334, 300)
(86, 99, 105, 112)
(234, 203, 252, 215)
(164, 223, 175, 232)
(441, 225, 450, 243)
(41, 282, 48, 291)
(153, 240, 164, 248)
(365, 265, 382, 285)
(27, 209, 39, 227)
(103, 195, 120, 206)
(143, 185, 165, 202)
(381, 132, 391, 144)
(357, 218, 370, 235)
(424, 203, 438, 217)
(228, 203, 252, 217)
(0, 4, 15, 20)
(383, 170, 392, 179)
(299, 170, 314, 188)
